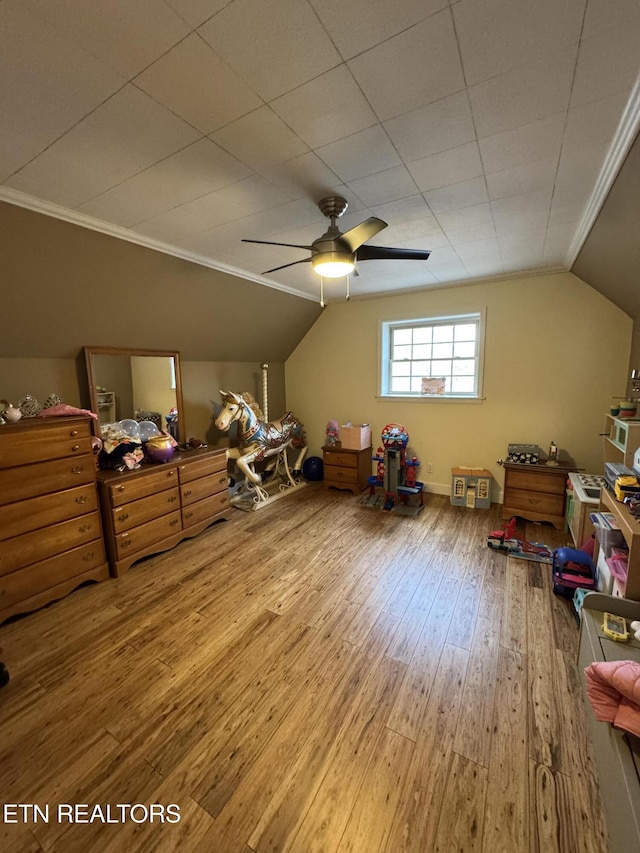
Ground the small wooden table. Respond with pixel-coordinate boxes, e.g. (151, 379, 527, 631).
(501, 460, 576, 529)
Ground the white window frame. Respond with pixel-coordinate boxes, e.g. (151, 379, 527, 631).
(379, 310, 486, 401)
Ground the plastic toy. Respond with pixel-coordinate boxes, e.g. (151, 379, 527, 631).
(552, 547, 598, 597)
(602, 612, 629, 641)
(325, 419, 339, 447)
(487, 517, 554, 563)
(631, 620, 640, 641)
(362, 424, 424, 515)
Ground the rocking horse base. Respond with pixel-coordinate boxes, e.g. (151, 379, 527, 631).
(230, 474, 307, 512)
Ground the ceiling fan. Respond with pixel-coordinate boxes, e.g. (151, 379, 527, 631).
(242, 195, 431, 305)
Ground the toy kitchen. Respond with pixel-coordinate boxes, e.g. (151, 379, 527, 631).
(567, 473, 607, 548)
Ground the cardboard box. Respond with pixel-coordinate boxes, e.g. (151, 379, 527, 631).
(340, 423, 372, 450)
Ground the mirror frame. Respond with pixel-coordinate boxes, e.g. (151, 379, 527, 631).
(83, 346, 185, 445)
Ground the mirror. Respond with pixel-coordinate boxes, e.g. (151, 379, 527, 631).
(83, 346, 185, 445)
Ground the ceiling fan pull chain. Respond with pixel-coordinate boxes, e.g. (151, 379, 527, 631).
(320, 275, 325, 308)
(345, 274, 350, 302)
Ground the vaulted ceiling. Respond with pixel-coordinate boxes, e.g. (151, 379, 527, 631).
(1, 0, 639, 307)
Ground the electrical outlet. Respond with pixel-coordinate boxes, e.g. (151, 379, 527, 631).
(427, 463, 433, 473)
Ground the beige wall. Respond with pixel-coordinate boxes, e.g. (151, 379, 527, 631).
(285, 271, 631, 500)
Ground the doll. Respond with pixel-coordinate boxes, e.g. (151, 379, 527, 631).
(325, 419, 339, 446)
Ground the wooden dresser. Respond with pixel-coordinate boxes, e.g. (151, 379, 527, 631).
(501, 460, 576, 529)
(97, 446, 230, 577)
(0, 417, 109, 624)
(322, 445, 371, 494)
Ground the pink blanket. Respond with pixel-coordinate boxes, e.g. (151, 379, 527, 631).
(584, 660, 640, 737)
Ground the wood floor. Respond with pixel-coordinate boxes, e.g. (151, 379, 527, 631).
(0, 486, 609, 853)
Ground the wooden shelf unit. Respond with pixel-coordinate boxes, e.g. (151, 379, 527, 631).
(602, 414, 640, 468)
(599, 487, 640, 601)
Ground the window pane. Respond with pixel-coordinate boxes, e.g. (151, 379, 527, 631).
(452, 376, 475, 393)
(454, 323, 476, 341)
(410, 376, 423, 393)
(393, 329, 412, 346)
(393, 344, 412, 360)
(453, 341, 475, 358)
(431, 360, 451, 376)
(391, 376, 411, 393)
(452, 359, 475, 375)
(412, 343, 432, 360)
(433, 324, 454, 343)
(413, 327, 432, 344)
(392, 361, 411, 376)
(411, 360, 430, 376)
(432, 342, 453, 359)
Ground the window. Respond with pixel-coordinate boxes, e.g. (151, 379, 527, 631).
(380, 312, 484, 399)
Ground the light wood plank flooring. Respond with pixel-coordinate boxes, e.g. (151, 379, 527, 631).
(0, 486, 609, 852)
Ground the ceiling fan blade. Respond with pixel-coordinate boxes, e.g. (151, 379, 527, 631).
(340, 217, 387, 252)
(242, 238, 312, 250)
(262, 258, 312, 275)
(356, 245, 431, 262)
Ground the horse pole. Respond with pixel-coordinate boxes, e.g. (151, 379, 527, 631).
(261, 363, 269, 422)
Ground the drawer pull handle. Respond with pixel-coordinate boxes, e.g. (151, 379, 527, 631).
(79, 524, 91, 533)
(121, 540, 132, 549)
(117, 512, 129, 522)
(168, 495, 178, 503)
(117, 484, 125, 492)
(184, 489, 192, 497)
(528, 498, 541, 505)
(169, 518, 179, 527)
(166, 470, 175, 477)
(71, 444, 80, 452)
(219, 496, 227, 504)
(70, 430, 79, 436)
(71, 466, 84, 474)
(82, 551, 95, 561)
(75, 495, 88, 504)
(185, 512, 193, 519)
(218, 475, 226, 485)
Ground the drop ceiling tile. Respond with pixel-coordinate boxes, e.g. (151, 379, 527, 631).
(211, 107, 308, 171)
(486, 158, 558, 201)
(271, 66, 378, 149)
(431, 264, 469, 282)
(0, 3, 125, 170)
(445, 222, 496, 246)
(423, 177, 488, 215)
(136, 206, 211, 243)
(582, 0, 640, 39)
(165, 0, 230, 29)
(463, 260, 505, 278)
(455, 238, 501, 264)
(316, 126, 401, 183)
(452, 0, 584, 86)
(407, 142, 483, 192)
(571, 27, 640, 108)
(424, 246, 460, 267)
(379, 216, 445, 242)
(491, 187, 553, 221)
(563, 94, 630, 153)
(308, 0, 447, 60)
(478, 114, 565, 174)
(23, 0, 189, 79)
(198, 0, 342, 101)
(5, 84, 201, 203)
(4, 163, 103, 209)
(493, 210, 550, 237)
(435, 203, 493, 230)
(383, 92, 476, 162)
(469, 52, 576, 139)
(135, 34, 263, 134)
(348, 11, 465, 121)
(260, 153, 342, 199)
(399, 231, 451, 251)
(347, 166, 419, 207)
(370, 194, 432, 224)
(79, 138, 252, 226)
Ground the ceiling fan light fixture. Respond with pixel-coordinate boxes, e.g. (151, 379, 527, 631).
(311, 253, 355, 278)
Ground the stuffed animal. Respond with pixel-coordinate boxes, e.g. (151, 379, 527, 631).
(325, 420, 339, 446)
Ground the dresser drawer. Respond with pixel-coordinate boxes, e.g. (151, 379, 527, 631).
(506, 469, 566, 495)
(0, 419, 93, 469)
(0, 455, 95, 506)
(324, 451, 358, 469)
(114, 511, 182, 561)
(111, 487, 181, 534)
(181, 471, 228, 505)
(324, 464, 358, 484)
(106, 466, 178, 505)
(177, 451, 227, 483)
(0, 483, 98, 540)
(182, 492, 229, 529)
(0, 511, 102, 576)
(0, 540, 107, 610)
(505, 487, 564, 516)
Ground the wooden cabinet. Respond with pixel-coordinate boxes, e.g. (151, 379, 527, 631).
(602, 414, 640, 468)
(502, 461, 575, 529)
(0, 417, 109, 624)
(98, 447, 230, 576)
(598, 487, 640, 600)
(323, 445, 371, 494)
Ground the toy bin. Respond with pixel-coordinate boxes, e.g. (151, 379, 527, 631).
(590, 513, 626, 558)
(340, 423, 371, 450)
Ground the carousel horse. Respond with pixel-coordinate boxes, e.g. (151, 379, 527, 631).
(214, 390, 307, 489)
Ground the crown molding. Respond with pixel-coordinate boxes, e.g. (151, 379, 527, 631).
(566, 73, 640, 267)
(0, 187, 317, 302)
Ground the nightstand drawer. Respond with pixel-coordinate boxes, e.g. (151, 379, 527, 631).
(505, 488, 564, 516)
(324, 464, 358, 484)
(324, 451, 358, 469)
(507, 469, 566, 494)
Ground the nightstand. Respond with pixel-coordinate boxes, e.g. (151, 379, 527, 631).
(322, 445, 371, 494)
(502, 460, 576, 529)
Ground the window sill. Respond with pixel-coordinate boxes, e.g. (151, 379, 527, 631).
(376, 395, 485, 404)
